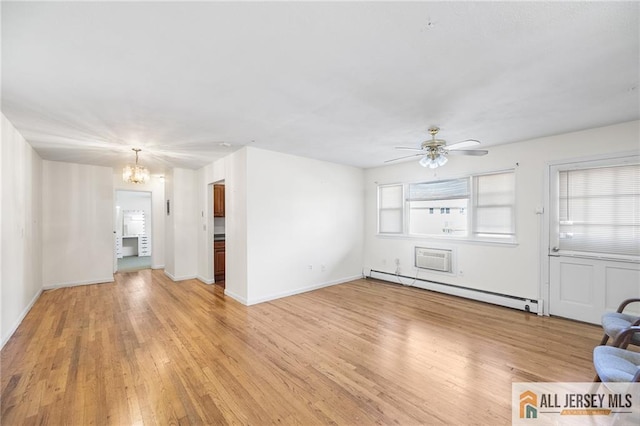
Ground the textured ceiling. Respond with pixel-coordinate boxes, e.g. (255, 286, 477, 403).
(2, 1, 639, 173)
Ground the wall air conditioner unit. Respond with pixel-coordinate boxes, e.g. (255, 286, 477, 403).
(415, 247, 452, 273)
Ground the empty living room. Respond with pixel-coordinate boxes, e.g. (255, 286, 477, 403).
(2, 1, 639, 425)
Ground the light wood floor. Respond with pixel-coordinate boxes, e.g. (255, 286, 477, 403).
(2, 270, 603, 425)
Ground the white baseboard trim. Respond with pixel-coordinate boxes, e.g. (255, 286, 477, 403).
(369, 270, 539, 314)
(152, 264, 165, 270)
(246, 275, 363, 306)
(1, 288, 43, 349)
(197, 275, 215, 285)
(164, 271, 197, 282)
(42, 276, 115, 290)
(224, 289, 248, 305)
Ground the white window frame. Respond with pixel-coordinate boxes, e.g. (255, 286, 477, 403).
(376, 168, 517, 244)
(471, 170, 517, 241)
(377, 184, 405, 235)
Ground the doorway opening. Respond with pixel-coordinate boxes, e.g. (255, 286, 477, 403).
(212, 181, 226, 288)
(115, 190, 152, 272)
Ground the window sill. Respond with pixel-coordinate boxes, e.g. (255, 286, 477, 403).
(375, 233, 519, 247)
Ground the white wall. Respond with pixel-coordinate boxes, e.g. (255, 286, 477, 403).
(196, 147, 364, 305)
(364, 120, 640, 301)
(224, 149, 248, 302)
(1, 114, 43, 347)
(244, 147, 364, 304)
(164, 168, 198, 281)
(42, 161, 114, 288)
(1, 115, 3, 344)
(164, 169, 175, 276)
(114, 175, 165, 269)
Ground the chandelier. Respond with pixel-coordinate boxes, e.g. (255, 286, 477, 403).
(122, 148, 150, 184)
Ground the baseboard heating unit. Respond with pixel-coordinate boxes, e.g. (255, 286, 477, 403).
(368, 269, 540, 314)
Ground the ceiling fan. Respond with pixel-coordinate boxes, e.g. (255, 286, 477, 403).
(386, 126, 488, 168)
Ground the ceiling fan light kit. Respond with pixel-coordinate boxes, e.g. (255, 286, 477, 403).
(386, 126, 488, 169)
(122, 148, 150, 184)
(419, 149, 448, 168)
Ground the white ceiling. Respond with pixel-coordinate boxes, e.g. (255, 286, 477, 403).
(2, 1, 639, 173)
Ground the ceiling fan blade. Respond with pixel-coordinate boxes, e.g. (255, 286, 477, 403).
(394, 146, 424, 151)
(447, 149, 488, 156)
(384, 153, 425, 163)
(447, 139, 480, 150)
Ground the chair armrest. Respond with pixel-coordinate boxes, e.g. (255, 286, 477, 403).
(611, 326, 640, 347)
(616, 298, 640, 313)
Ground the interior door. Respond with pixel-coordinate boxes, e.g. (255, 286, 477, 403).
(548, 157, 640, 324)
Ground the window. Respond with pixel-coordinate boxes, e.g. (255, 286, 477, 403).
(378, 184, 403, 234)
(558, 163, 639, 257)
(473, 171, 516, 239)
(377, 170, 516, 242)
(408, 178, 469, 236)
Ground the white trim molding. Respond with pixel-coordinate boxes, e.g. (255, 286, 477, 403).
(245, 275, 363, 306)
(1, 289, 43, 349)
(42, 276, 115, 290)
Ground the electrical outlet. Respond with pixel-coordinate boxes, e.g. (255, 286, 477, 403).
(321, 264, 326, 272)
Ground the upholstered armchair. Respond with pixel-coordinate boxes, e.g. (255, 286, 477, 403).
(593, 326, 640, 383)
(600, 298, 640, 348)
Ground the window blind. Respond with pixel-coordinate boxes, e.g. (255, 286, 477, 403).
(378, 184, 403, 234)
(408, 178, 469, 201)
(473, 171, 515, 237)
(559, 164, 640, 257)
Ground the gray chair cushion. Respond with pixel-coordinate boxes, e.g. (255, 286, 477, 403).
(593, 346, 640, 382)
(601, 312, 640, 345)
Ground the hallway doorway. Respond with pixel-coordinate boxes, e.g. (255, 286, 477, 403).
(115, 190, 152, 272)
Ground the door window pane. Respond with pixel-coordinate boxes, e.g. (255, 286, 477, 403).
(559, 164, 640, 256)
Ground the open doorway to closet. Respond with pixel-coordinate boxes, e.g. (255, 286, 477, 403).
(115, 190, 152, 272)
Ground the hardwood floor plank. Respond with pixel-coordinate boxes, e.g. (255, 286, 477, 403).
(2, 271, 606, 425)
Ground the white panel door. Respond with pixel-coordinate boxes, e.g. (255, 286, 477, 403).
(604, 265, 640, 314)
(550, 256, 640, 323)
(548, 157, 640, 324)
